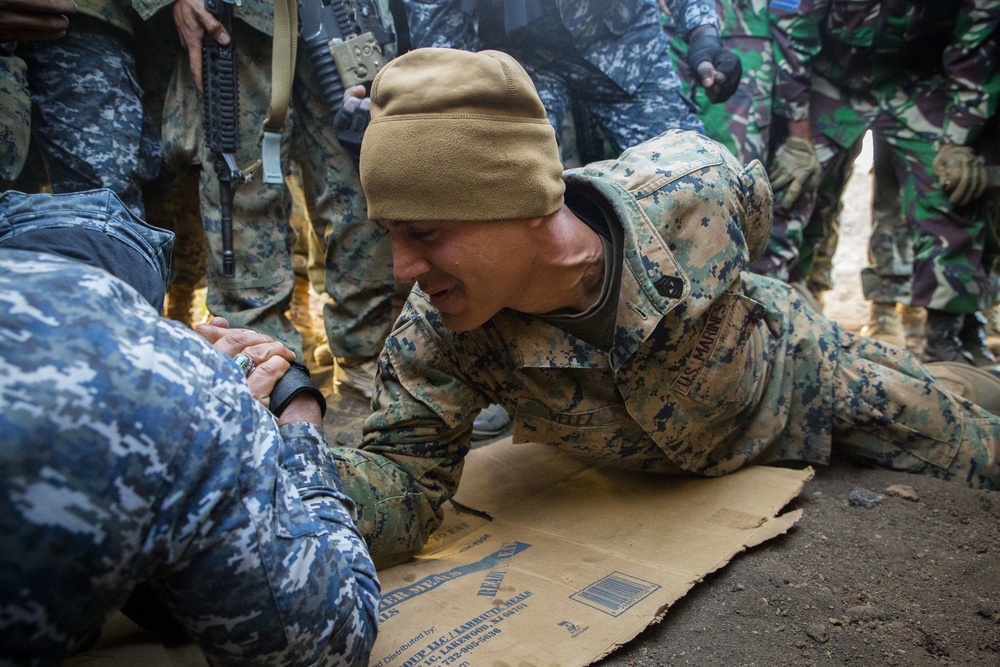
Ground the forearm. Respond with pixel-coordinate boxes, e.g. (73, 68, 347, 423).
(333, 434, 466, 568)
(164, 414, 379, 665)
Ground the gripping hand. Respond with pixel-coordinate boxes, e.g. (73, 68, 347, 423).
(768, 136, 821, 208)
(933, 144, 987, 206)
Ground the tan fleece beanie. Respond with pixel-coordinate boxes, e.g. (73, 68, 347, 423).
(359, 47, 565, 222)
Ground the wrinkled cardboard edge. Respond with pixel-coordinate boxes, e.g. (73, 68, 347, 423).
(590, 466, 815, 665)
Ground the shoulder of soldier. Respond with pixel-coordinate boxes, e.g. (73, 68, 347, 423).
(569, 130, 743, 196)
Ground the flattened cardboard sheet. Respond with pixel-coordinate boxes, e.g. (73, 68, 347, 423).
(370, 439, 811, 667)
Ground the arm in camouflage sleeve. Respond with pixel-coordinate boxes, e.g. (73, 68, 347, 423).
(665, 0, 717, 36)
(939, 0, 1000, 147)
(164, 417, 382, 666)
(401, 0, 480, 50)
(769, 0, 826, 124)
(333, 304, 482, 568)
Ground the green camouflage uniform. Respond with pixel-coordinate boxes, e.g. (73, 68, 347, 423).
(978, 112, 1000, 312)
(333, 130, 999, 567)
(134, 0, 400, 358)
(666, 0, 826, 284)
(762, 0, 1000, 310)
(666, 0, 819, 165)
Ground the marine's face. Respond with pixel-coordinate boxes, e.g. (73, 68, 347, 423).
(382, 218, 539, 332)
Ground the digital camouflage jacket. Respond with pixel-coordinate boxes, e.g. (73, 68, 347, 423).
(333, 130, 851, 567)
(402, 0, 717, 95)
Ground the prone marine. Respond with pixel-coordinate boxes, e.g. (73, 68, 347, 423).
(330, 47, 1000, 568)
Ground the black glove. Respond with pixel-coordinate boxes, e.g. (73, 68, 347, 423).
(686, 26, 742, 104)
(333, 97, 371, 169)
(269, 361, 327, 418)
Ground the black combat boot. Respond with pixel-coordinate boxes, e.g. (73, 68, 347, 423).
(959, 310, 999, 366)
(922, 310, 976, 365)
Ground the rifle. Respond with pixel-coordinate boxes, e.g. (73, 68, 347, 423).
(298, 0, 393, 113)
(202, 0, 242, 278)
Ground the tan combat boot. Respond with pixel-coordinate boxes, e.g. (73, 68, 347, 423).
(860, 301, 905, 347)
(925, 361, 1000, 415)
(290, 274, 316, 341)
(898, 303, 926, 357)
(986, 304, 1000, 356)
(165, 283, 195, 327)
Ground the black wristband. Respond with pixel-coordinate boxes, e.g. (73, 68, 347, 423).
(269, 361, 327, 418)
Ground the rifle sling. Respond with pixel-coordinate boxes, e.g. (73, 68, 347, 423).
(260, 0, 298, 184)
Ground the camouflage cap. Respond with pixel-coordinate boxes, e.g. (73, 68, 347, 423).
(360, 47, 565, 222)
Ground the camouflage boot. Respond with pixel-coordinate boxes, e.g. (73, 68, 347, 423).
(922, 310, 976, 366)
(165, 283, 195, 327)
(859, 301, 905, 347)
(958, 311, 999, 367)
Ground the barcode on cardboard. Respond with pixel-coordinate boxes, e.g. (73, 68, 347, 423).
(570, 572, 660, 617)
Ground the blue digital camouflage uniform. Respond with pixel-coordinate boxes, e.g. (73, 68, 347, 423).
(0, 190, 379, 665)
(757, 0, 1000, 311)
(402, 0, 713, 153)
(134, 0, 400, 360)
(10, 0, 160, 216)
(331, 130, 1000, 567)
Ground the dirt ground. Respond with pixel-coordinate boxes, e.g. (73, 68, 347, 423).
(300, 133, 1000, 667)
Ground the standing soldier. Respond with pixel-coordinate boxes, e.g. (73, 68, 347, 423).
(754, 1, 1000, 368)
(133, 0, 402, 400)
(664, 0, 825, 303)
(6, 0, 160, 215)
(401, 0, 743, 149)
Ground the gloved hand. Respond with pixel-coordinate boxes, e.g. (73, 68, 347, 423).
(933, 143, 987, 206)
(686, 26, 742, 103)
(333, 94, 371, 169)
(768, 136, 821, 208)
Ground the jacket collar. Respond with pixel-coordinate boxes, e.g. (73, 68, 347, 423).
(495, 173, 690, 371)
